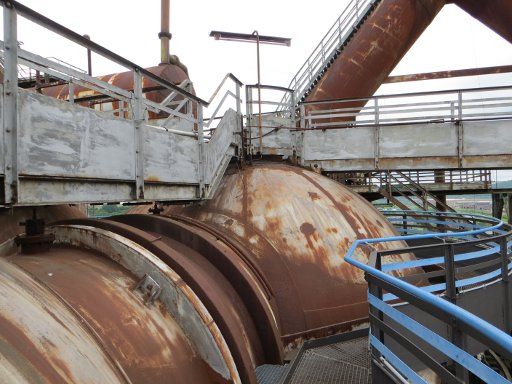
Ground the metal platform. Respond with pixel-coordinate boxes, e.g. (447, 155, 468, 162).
(256, 330, 370, 384)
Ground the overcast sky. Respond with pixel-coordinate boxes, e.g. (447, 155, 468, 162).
(4, 0, 512, 180)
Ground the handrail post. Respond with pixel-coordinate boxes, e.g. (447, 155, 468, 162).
(68, 80, 75, 103)
(235, 82, 243, 153)
(444, 242, 469, 382)
(245, 86, 253, 161)
(197, 105, 205, 198)
(299, 104, 306, 166)
(501, 236, 510, 332)
(133, 69, 145, 199)
(368, 251, 384, 350)
(3, 2, 19, 205)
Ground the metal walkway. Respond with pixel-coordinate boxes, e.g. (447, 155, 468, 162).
(256, 331, 370, 384)
(2, 1, 512, 208)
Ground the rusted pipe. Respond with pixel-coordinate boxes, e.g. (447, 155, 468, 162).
(450, 0, 512, 45)
(159, 0, 172, 64)
(385, 65, 512, 84)
(306, 0, 445, 103)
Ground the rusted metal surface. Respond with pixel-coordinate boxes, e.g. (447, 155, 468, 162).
(0, 205, 84, 244)
(168, 164, 418, 351)
(450, 0, 512, 45)
(0, 242, 230, 383)
(51, 225, 240, 383)
(108, 214, 283, 364)
(0, 256, 126, 383)
(306, 0, 445, 104)
(385, 65, 512, 83)
(58, 217, 263, 384)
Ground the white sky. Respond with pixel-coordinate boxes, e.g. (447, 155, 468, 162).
(4, 0, 512, 179)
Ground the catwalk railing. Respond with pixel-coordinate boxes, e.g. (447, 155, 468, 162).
(345, 210, 512, 383)
(328, 170, 492, 190)
(279, 0, 379, 109)
(303, 85, 512, 129)
(0, 1, 242, 206)
(298, 85, 512, 171)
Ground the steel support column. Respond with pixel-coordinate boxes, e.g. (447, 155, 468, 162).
(3, 3, 18, 205)
(197, 106, 204, 198)
(493, 194, 505, 220)
(133, 69, 145, 199)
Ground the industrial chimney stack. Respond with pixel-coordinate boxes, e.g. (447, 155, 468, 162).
(159, 0, 171, 64)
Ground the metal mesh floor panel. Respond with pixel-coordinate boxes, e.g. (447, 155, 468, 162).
(286, 336, 371, 384)
(256, 364, 290, 384)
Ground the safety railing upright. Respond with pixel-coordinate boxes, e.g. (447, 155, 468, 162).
(203, 73, 243, 132)
(278, 0, 380, 110)
(345, 210, 512, 383)
(246, 83, 295, 155)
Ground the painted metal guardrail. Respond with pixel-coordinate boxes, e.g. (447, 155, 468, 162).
(302, 85, 512, 130)
(0, 0, 244, 206)
(279, 0, 379, 109)
(345, 210, 512, 383)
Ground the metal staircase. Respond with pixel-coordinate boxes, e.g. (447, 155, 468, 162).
(373, 171, 456, 212)
(278, 0, 381, 109)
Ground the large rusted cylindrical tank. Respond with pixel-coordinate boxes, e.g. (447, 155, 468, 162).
(306, 0, 445, 103)
(0, 225, 238, 383)
(0, 164, 418, 384)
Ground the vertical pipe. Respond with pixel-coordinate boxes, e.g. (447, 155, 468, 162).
(159, 0, 171, 64)
(3, 3, 18, 205)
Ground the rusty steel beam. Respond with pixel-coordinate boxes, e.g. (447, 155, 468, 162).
(306, 0, 445, 103)
(385, 65, 512, 84)
(449, 0, 512, 45)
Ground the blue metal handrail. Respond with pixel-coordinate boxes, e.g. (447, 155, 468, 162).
(344, 210, 512, 383)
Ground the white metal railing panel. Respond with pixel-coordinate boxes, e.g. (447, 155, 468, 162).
(143, 125, 199, 184)
(17, 89, 136, 181)
(0, 85, 3, 174)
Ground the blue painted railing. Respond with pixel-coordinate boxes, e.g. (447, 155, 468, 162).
(345, 210, 512, 383)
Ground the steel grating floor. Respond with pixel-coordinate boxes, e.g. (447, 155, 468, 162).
(256, 336, 371, 384)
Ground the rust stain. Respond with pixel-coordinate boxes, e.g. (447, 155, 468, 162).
(308, 191, 321, 201)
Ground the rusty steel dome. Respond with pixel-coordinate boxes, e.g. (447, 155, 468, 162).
(153, 163, 417, 350)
